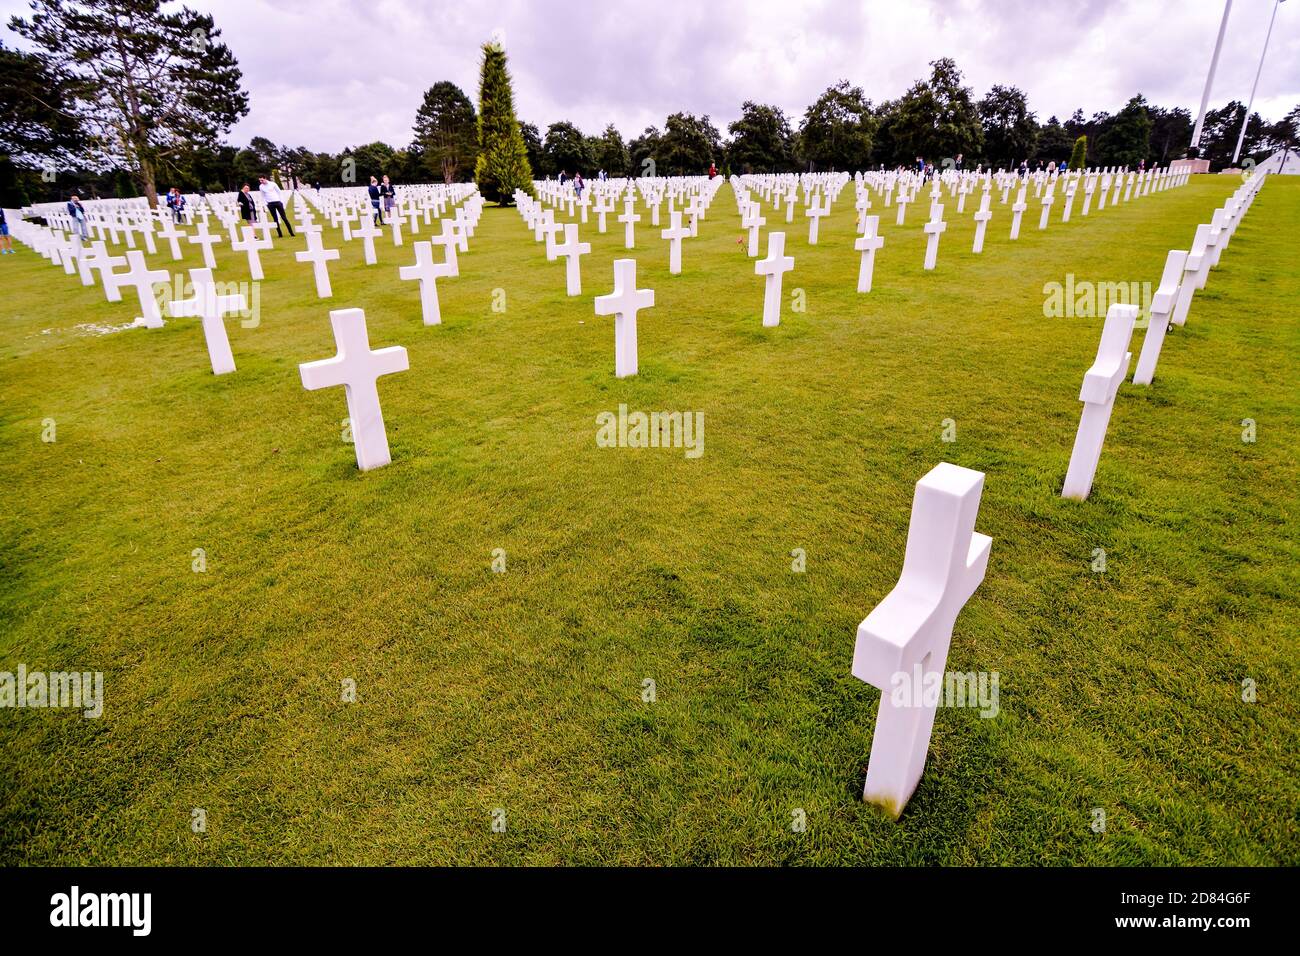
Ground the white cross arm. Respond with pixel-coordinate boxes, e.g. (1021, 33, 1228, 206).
(851, 463, 991, 689)
(1079, 304, 1138, 404)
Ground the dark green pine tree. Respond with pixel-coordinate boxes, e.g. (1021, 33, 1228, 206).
(474, 40, 533, 204)
(1068, 135, 1088, 170)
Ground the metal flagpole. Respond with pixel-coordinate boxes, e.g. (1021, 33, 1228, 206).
(1190, 0, 1235, 156)
(1232, 0, 1287, 166)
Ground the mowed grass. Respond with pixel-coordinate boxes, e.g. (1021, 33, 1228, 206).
(0, 174, 1296, 866)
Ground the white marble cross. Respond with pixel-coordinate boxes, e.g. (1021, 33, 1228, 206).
(742, 202, 766, 257)
(188, 221, 222, 269)
(231, 225, 273, 281)
(299, 308, 409, 472)
(661, 211, 690, 275)
(137, 219, 157, 255)
(806, 195, 830, 244)
(895, 191, 910, 227)
(1009, 186, 1028, 240)
(1198, 208, 1226, 286)
(617, 199, 640, 250)
(1170, 224, 1210, 327)
(110, 250, 171, 328)
(431, 218, 460, 274)
(971, 192, 993, 254)
(353, 211, 382, 265)
(541, 211, 565, 260)
(1061, 183, 1076, 223)
(851, 461, 991, 819)
(389, 207, 404, 247)
(594, 258, 654, 378)
(295, 230, 341, 298)
(595, 195, 612, 233)
(922, 203, 947, 270)
(73, 238, 98, 286)
(156, 217, 185, 260)
(755, 231, 794, 328)
(553, 223, 590, 295)
(398, 240, 456, 326)
(1132, 250, 1188, 386)
(167, 267, 247, 374)
(1038, 187, 1055, 230)
(83, 243, 126, 299)
(686, 196, 701, 237)
(1062, 303, 1137, 500)
(855, 216, 884, 293)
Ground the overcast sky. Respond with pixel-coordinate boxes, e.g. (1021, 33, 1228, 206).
(4, 0, 1298, 151)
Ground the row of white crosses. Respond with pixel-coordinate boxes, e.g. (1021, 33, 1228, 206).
(734, 164, 1189, 293)
(850, 173, 1255, 820)
(1061, 172, 1267, 500)
(519, 177, 726, 294)
(13, 184, 479, 377)
(299, 225, 660, 473)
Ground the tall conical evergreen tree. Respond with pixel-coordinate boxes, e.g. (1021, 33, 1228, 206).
(1068, 135, 1088, 170)
(474, 41, 533, 204)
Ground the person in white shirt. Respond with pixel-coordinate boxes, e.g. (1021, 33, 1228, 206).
(258, 176, 295, 237)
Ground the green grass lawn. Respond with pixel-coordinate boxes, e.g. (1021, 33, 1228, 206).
(1, 174, 1296, 865)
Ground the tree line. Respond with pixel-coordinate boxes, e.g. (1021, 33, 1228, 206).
(2, 0, 1297, 206)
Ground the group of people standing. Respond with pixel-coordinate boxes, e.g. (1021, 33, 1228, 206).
(236, 176, 295, 237)
(367, 175, 396, 223)
(557, 170, 586, 197)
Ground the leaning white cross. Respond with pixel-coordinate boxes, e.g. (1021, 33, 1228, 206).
(231, 225, 273, 281)
(1169, 223, 1210, 328)
(1132, 250, 1187, 386)
(855, 216, 884, 293)
(299, 308, 409, 472)
(1197, 208, 1227, 287)
(110, 250, 171, 328)
(295, 230, 341, 298)
(922, 203, 946, 270)
(553, 223, 590, 296)
(756, 231, 794, 328)
(1061, 303, 1137, 500)
(661, 211, 690, 275)
(398, 240, 457, 326)
(594, 258, 654, 378)
(167, 267, 247, 375)
(851, 461, 992, 819)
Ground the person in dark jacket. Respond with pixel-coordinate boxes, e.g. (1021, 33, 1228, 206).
(237, 184, 257, 222)
(0, 208, 13, 254)
(367, 176, 384, 224)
